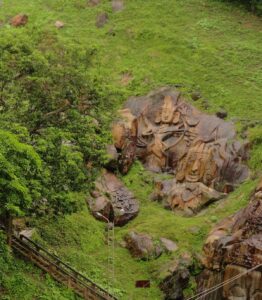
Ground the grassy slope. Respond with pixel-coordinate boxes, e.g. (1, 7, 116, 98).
(0, 0, 262, 299)
(0, 257, 77, 300)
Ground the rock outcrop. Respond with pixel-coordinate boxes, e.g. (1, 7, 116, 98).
(88, 170, 139, 226)
(112, 88, 249, 213)
(197, 179, 262, 299)
(159, 253, 193, 300)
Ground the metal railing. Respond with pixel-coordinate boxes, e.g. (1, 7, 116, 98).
(0, 223, 117, 300)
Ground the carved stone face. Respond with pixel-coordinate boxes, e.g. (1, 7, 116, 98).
(176, 142, 217, 186)
(160, 95, 176, 124)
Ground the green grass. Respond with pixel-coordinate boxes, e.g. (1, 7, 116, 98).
(31, 161, 257, 299)
(0, 255, 77, 300)
(0, 0, 261, 299)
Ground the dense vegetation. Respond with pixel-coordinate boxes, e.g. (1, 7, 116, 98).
(0, 30, 111, 217)
(229, 0, 262, 13)
(0, 0, 261, 299)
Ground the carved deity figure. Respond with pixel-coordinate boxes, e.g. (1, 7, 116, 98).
(111, 88, 249, 213)
(176, 140, 218, 187)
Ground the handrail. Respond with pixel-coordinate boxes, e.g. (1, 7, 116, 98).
(18, 234, 115, 298)
(0, 224, 117, 300)
(14, 233, 117, 300)
(12, 235, 103, 297)
(19, 235, 99, 286)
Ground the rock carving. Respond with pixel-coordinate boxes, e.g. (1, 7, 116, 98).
(111, 88, 249, 212)
(197, 179, 262, 299)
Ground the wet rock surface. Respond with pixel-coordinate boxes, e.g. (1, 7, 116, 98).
(124, 231, 163, 260)
(88, 170, 139, 226)
(197, 179, 262, 299)
(112, 87, 249, 213)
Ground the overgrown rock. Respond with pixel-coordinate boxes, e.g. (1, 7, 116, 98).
(89, 0, 100, 6)
(124, 231, 163, 260)
(191, 91, 201, 101)
(55, 20, 65, 29)
(105, 144, 119, 171)
(10, 14, 28, 27)
(96, 12, 108, 28)
(112, 0, 124, 12)
(159, 253, 193, 300)
(88, 170, 139, 226)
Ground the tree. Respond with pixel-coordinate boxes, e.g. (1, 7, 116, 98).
(0, 130, 42, 218)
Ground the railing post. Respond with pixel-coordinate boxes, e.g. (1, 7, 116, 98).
(6, 214, 13, 247)
(67, 277, 72, 288)
(83, 287, 89, 299)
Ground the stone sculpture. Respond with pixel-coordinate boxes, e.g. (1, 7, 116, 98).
(111, 88, 249, 212)
(197, 179, 262, 299)
(88, 170, 139, 226)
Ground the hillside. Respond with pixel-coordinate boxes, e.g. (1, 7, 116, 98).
(0, 1, 261, 299)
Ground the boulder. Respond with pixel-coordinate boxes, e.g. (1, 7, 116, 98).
(88, 170, 139, 226)
(191, 91, 201, 101)
(197, 179, 262, 299)
(159, 253, 193, 300)
(105, 144, 119, 171)
(55, 20, 65, 29)
(152, 179, 224, 214)
(96, 12, 108, 28)
(112, 0, 124, 12)
(20, 228, 35, 239)
(160, 237, 178, 253)
(216, 109, 228, 119)
(89, 0, 100, 6)
(124, 231, 163, 260)
(10, 14, 28, 27)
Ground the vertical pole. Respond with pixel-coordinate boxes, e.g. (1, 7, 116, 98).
(112, 222, 115, 293)
(7, 213, 12, 247)
(107, 219, 110, 298)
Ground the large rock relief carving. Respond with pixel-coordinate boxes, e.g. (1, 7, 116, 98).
(112, 88, 249, 213)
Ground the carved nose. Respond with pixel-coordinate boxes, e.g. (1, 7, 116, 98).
(192, 160, 199, 173)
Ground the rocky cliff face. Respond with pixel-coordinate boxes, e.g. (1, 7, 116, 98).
(197, 179, 262, 299)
